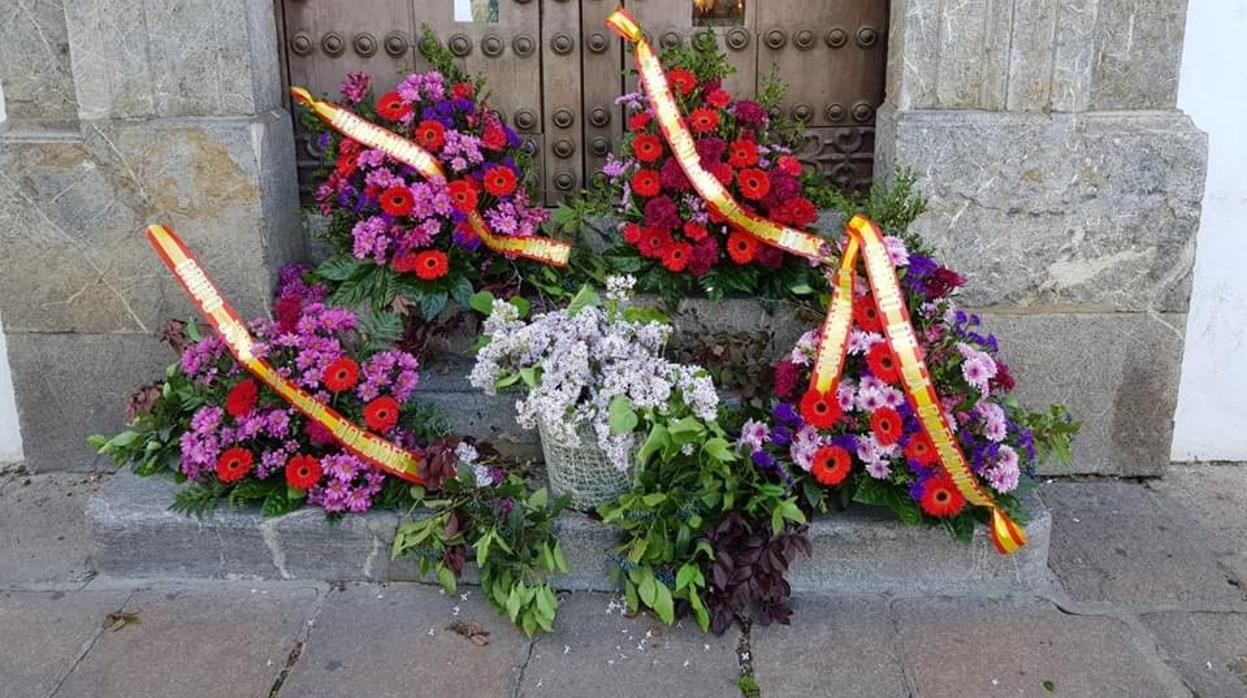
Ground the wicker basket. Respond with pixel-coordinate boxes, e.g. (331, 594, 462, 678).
(537, 419, 634, 511)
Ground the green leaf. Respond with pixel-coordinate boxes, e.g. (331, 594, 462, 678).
(527, 487, 549, 510)
(261, 491, 299, 518)
(566, 284, 601, 315)
(552, 541, 570, 573)
(417, 291, 448, 320)
(702, 437, 736, 462)
(506, 585, 522, 622)
(287, 485, 307, 501)
(474, 531, 492, 567)
(608, 395, 639, 436)
(468, 290, 496, 315)
(519, 366, 539, 388)
(509, 295, 531, 318)
(535, 585, 556, 619)
(675, 563, 701, 591)
(315, 254, 363, 281)
(635, 424, 669, 466)
(653, 583, 675, 624)
(437, 564, 458, 594)
(638, 573, 658, 607)
(667, 416, 704, 436)
(449, 277, 474, 307)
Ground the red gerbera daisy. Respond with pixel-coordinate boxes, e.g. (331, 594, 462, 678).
(632, 134, 663, 163)
(727, 139, 758, 168)
(285, 454, 323, 490)
(483, 166, 518, 197)
(668, 68, 697, 96)
(799, 388, 842, 430)
(638, 228, 673, 258)
(225, 378, 258, 418)
(375, 91, 411, 122)
(622, 223, 644, 244)
(363, 396, 401, 433)
(661, 242, 693, 272)
(705, 88, 732, 109)
(870, 407, 903, 446)
(451, 81, 476, 99)
(447, 179, 478, 212)
(867, 343, 901, 385)
(631, 169, 661, 198)
(689, 107, 720, 134)
(853, 298, 883, 332)
(919, 475, 966, 517)
(709, 162, 734, 186)
(323, 357, 359, 393)
(777, 154, 803, 176)
(810, 446, 853, 486)
(481, 123, 507, 151)
(905, 432, 938, 466)
(738, 168, 771, 200)
(414, 119, 446, 151)
(628, 111, 653, 132)
(379, 185, 414, 217)
(411, 250, 449, 281)
(726, 230, 759, 265)
(682, 221, 709, 241)
(216, 447, 254, 484)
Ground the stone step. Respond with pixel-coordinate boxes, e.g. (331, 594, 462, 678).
(87, 472, 1052, 595)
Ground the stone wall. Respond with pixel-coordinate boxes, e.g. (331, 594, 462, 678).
(879, 0, 1206, 475)
(0, 0, 304, 472)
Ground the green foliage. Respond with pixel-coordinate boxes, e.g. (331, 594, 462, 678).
(823, 168, 930, 250)
(1013, 402, 1081, 469)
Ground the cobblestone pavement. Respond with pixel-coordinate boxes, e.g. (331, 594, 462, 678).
(2, 466, 1247, 698)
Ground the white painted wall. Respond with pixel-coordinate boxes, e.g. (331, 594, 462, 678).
(0, 83, 23, 465)
(1172, 1, 1247, 461)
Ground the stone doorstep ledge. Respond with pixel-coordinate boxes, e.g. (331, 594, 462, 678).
(86, 472, 1051, 595)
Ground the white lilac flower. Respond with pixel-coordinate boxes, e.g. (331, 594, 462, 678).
(472, 464, 495, 487)
(605, 274, 637, 302)
(737, 419, 770, 452)
(454, 441, 479, 465)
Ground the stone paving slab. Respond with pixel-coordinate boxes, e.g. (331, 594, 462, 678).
(0, 588, 130, 698)
(517, 592, 741, 698)
(50, 581, 320, 698)
(1150, 465, 1247, 583)
(1142, 611, 1247, 698)
(0, 473, 103, 588)
(280, 582, 530, 698)
(1042, 480, 1246, 605)
(750, 594, 909, 698)
(893, 597, 1187, 698)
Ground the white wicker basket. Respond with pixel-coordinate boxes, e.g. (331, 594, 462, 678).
(537, 419, 634, 511)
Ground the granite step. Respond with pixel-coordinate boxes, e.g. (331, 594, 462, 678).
(86, 472, 1053, 595)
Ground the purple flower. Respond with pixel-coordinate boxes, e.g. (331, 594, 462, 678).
(733, 100, 768, 126)
(643, 195, 680, 230)
(772, 402, 801, 427)
(339, 72, 371, 104)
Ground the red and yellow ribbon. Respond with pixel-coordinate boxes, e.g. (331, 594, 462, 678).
(145, 224, 425, 484)
(291, 87, 572, 268)
(607, 9, 1026, 554)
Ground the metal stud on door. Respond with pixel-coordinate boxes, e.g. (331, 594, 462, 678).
(541, 0, 583, 204)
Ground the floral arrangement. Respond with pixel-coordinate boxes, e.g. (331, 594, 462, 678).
(92, 266, 438, 517)
(578, 39, 835, 305)
(304, 30, 550, 322)
(468, 276, 719, 470)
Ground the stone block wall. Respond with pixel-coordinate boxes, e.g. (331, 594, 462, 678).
(878, 0, 1206, 475)
(0, 0, 304, 472)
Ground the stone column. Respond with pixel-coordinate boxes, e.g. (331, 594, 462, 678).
(876, 0, 1206, 475)
(0, 0, 304, 472)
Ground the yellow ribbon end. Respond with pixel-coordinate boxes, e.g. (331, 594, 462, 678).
(989, 507, 1028, 555)
(605, 8, 643, 42)
(290, 86, 315, 107)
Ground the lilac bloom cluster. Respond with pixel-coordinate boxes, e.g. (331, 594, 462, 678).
(308, 453, 386, 513)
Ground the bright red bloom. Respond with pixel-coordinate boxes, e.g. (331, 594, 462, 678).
(776, 197, 818, 228)
(777, 155, 803, 176)
(638, 228, 673, 259)
(738, 168, 771, 200)
(414, 119, 446, 151)
(481, 122, 507, 151)
(285, 454, 323, 490)
(661, 242, 693, 272)
(380, 186, 414, 217)
(622, 223, 644, 244)
(216, 447, 254, 484)
(411, 250, 449, 281)
(363, 396, 401, 433)
(919, 476, 966, 517)
(870, 407, 903, 446)
(225, 379, 259, 418)
(631, 169, 661, 197)
(773, 359, 800, 399)
(905, 432, 938, 466)
(376, 91, 411, 121)
(811, 446, 852, 486)
(708, 162, 734, 185)
(323, 357, 360, 393)
(853, 298, 883, 332)
(668, 68, 697, 96)
(705, 88, 732, 109)
(867, 343, 901, 385)
(628, 111, 653, 132)
(447, 179, 478, 212)
(682, 221, 709, 241)
(726, 230, 759, 265)
(689, 107, 720, 134)
(483, 166, 518, 197)
(452, 81, 476, 99)
(800, 388, 842, 430)
(632, 134, 663, 163)
(727, 139, 758, 168)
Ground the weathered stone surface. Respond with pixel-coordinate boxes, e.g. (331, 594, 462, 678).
(1150, 465, 1247, 582)
(52, 581, 318, 698)
(0, 0, 77, 122)
(282, 583, 530, 698)
(414, 356, 542, 460)
(0, 473, 103, 587)
(790, 492, 1052, 595)
(0, 588, 130, 697)
(6, 332, 167, 474)
(0, 111, 302, 334)
(1043, 480, 1246, 604)
(1089, 0, 1188, 111)
(982, 312, 1185, 476)
(64, 0, 282, 120)
(518, 592, 741, 698)
(894, 597, 1186, 697)
(751, 594, 908, 698)
(878, 107, 1206, 313)
(1142, 611, 1247, 698)
(89, 473, 397, 581)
